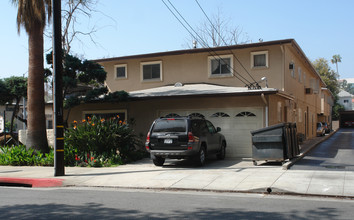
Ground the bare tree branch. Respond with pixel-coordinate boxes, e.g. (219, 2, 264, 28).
(184, 7, 250, 48)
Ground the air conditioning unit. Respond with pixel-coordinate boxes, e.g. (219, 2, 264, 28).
(305, 88, 313, 94)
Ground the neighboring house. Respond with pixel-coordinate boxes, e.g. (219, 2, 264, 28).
(68, 39, 333, 158)
(18, 101, 54, 146)
(338, 90, 353, 111)
(0, 103, 26, 133)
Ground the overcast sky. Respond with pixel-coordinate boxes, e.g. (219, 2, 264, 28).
(1, 0, 353, 79)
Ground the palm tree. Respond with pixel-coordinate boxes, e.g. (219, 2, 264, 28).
(12, 0, 52, 153)
(331, 54, 342, 77)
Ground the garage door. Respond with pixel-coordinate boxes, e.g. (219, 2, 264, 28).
(159, 108, 263, 158)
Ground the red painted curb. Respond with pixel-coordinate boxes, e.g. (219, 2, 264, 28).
(0, 177, 64, 188)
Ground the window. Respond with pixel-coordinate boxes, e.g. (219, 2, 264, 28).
(298, 108, 302, 123)
(141, 61, 162, 81)
(303, 72, 307, 86)
(114, 64, 127, 79)
(290, 62, 295, 78)
(298, 67, 302, 83)
(46, 114, 53, 129)
(236, 111, 256, 117)
(208, 55, 233, 77)
(344, 100, 349, 103)
(211, 112, 230, 117)
(83, 110, 127, 121)
(188, 113, 205, 119)
(47, 120, 53, 129)
(206, 120, 216, 133)
(251, 51, 268, 68)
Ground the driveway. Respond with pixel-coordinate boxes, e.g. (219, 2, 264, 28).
(291, 128, 354, 171)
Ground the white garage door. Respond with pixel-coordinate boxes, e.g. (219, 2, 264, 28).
(159, 108, 263, 158)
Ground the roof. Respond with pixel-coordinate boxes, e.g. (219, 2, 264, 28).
(338, 90, 353, 97)
(93, 39, 294, 63)
(128, 83, 278, 99)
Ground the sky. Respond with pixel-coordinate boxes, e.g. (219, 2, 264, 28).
(1, 0, 353, 80)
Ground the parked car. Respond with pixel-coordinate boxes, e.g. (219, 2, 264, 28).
(344, 121, 354, 127)
(316, 122, 325, 136)
(322, 122, 330, 133)
(145, 116, 227, 166)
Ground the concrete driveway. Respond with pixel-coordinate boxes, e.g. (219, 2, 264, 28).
(291, 128, 354, 171)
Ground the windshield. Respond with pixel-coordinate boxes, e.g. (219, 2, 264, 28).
(152, 119, 187, 133)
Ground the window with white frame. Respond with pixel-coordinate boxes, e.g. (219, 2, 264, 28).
(251, 51, 268, 68)
(290, 62, 295, 78)
(141, 61, 162, 81)
(208, 55, 233, 77)
(114, 64, 127, 79)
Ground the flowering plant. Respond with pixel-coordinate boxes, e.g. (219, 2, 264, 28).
(65, 115, 142, 166)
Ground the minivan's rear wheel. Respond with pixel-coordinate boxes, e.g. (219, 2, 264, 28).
(217, 142, 226, 160)
(153, 156, 165, 166)
(196, 146, 206, 166)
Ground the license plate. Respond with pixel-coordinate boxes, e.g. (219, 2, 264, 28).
(164, 139, 173, 144)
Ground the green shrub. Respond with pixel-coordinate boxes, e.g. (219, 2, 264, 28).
(0, 145, 54, 166)
(65, 115, 145, 166)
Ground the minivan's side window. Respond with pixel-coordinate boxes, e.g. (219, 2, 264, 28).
(206, 120, 216, 133)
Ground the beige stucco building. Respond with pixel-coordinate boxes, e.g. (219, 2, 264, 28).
(68, 39, 333, 158)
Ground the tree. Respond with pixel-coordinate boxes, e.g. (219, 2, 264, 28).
(46, 52, 129, 127)
(313, 58, 342, 120)
(339, 80, 354, 95)
(185, 7, 250, 48)
(12, 0, 51, 152)
(331, 54, 342, 77)
(0, 77, 27, 136)
(313, 58, 340, 96)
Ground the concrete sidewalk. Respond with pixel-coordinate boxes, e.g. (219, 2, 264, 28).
(1, 130, 353, 198)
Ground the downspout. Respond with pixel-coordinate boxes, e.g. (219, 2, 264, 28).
(261, 93, 269, 127)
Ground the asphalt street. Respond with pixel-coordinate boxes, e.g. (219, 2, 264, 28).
(1, 187, 354, 220)
(291, 128, 354, 171)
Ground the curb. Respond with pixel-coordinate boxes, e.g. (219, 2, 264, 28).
(0, 177, 64, 188)
(282, 129, 338, 170)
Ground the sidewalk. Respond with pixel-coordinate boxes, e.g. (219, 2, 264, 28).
(1, 130, 353, 198)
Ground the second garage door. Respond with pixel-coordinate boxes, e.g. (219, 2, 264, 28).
(159, 108, 263, 158)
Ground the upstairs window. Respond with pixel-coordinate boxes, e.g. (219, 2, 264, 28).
(251, 51, 268, 68)
(141, 61, 162, 81)
(298, 67, 302, 83)
(115, 64, 127, 79)
(208, 55, 233, 77)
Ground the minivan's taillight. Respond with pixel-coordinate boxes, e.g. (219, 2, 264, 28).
(145, 132, 150, 150)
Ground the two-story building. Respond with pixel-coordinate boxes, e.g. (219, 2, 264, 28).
(68, 39, 333, 158)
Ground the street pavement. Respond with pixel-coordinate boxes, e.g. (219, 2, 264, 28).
(1, 128, 354, 198)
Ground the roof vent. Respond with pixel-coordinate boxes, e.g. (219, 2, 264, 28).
(174, 82, 183, 87)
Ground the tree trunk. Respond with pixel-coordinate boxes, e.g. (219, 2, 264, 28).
(25, 22, 49, 153)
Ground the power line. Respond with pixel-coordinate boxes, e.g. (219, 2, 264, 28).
(161, 0, 253, 87)
(194, 0, 260, 89)
(164, 0, 252, 86)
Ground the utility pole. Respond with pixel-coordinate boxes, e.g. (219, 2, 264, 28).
(53, 0, 65, 176)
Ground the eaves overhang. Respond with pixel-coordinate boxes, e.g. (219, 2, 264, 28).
(128, 83, 278, 101)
